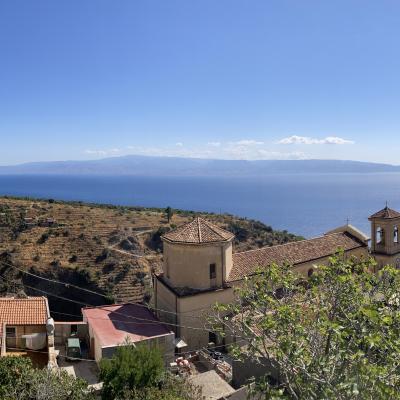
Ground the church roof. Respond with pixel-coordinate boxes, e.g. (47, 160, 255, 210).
(369, 206, 400, 220)
(228, 232, 366, 282)
(162, 217, 234, 244)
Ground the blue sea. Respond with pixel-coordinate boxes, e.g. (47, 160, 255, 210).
(1, 174, 400, 238)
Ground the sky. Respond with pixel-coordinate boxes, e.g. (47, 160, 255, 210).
(0, 0, 400, 165)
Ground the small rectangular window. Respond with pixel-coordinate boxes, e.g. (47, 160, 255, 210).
(209, 263, 216, 279)
(6, 327, 16, 337)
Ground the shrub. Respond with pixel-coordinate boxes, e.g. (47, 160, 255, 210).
(69, 255, 78, 263)
(96, 249, 111, 263)
(0, 356, 93, 400)
(100, 344, 164, 400)
(37, 232, 49, 244)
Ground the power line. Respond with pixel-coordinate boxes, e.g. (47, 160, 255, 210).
(2, 261, 214, 318)
(50, 311, 248, 353)
(5, 327, 247, 365)
(4, 334, 247, 361)
(51, 310, 194, 327)
(0, 275, 221, 334)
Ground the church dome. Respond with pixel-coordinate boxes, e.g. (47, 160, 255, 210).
(162, 217, 234, 244)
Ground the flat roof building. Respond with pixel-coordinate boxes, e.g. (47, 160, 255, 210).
(82, 303, 175, 364)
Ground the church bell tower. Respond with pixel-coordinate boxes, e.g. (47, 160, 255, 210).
(369, 205, 400, 269)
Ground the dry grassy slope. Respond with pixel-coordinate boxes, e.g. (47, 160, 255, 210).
(0, 197, 302, 317)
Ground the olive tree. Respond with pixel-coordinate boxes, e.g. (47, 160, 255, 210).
(100, 343, 202, 400)
(214, 254, 400, 399)
(0, 356, 93, 400)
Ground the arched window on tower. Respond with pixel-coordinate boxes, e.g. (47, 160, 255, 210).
(376, 226, 385, 245)
(394, 226, 399, 244)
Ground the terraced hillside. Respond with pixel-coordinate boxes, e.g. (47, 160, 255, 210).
(0, 196, 302, 319)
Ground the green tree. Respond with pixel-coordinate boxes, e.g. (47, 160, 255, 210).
(165, 206, 174, 223)
(99, 344, 164, 399)
(99, 344, 202, 400)
(119, 374, 202, 400)
(0, 356, 93, 400)
(214, 254, 400, 399)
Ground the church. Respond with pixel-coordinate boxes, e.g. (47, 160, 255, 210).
(154, 206, 400, 350)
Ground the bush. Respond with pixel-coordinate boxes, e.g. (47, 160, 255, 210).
(74, 267, 93, 284)
(0, 356, 94, 400)
(100, 344, 164, 400)
(50, 260, 61, 268)
(37, 232, 49, 244)
(96, 249, 111, 263)
(216, 255, 400, 399)
(69, 255, 78, 263)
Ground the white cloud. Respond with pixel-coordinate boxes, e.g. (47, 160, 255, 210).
(84, 148, 121, 156)
(222, 144, 305, 160)
(232, 139, 264, 146)
(255, 149, 307, 160)
(86, 141, 308, 161)
(124, 143, 304, 161)
(125, 145, 214, 159)
(278, 135, 354, 145)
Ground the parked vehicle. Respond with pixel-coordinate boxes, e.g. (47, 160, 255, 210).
(65, 338, 81, 361)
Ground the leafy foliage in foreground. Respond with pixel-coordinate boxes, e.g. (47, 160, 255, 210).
(0, 356, 93, 400)
(99, 344, 201, 400)
(215, 254, 400, 399)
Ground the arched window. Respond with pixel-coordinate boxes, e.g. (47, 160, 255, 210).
(376, 227, 385, 245)
(394, 226, 399, 244)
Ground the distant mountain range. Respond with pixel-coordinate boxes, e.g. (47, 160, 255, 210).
(0, 155, 399, 176)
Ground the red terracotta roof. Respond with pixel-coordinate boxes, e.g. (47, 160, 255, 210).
(228, 232, 366, 282)
(82, 303, 172, 347)
(369, 207, 400, 220)
(0, 297, 49, 335)
(162, 217, 234, 244)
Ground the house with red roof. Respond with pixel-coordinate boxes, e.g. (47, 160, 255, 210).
(82, 303, 175, 364)
(0, 296, 56, 367)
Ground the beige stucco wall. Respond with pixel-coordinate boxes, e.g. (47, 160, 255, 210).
(4, 325, 47, 350)
(94, 331, 103, 363)
(292, 247, 369, 276)
(101, 333, 175, 365)
(177, 287, 235, 350)
(163, 240, 232, 289)
(154, 277, 177, 328)
(156, 245, 369, 351)
(54, 322, 87, 346)
(155, 275, 236, 350)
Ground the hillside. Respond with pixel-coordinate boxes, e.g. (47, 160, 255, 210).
(0, 196, 302, 319)
(1, 155, 399, 176)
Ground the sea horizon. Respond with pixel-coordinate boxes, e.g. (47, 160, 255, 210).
(1, 173, 399, 238)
